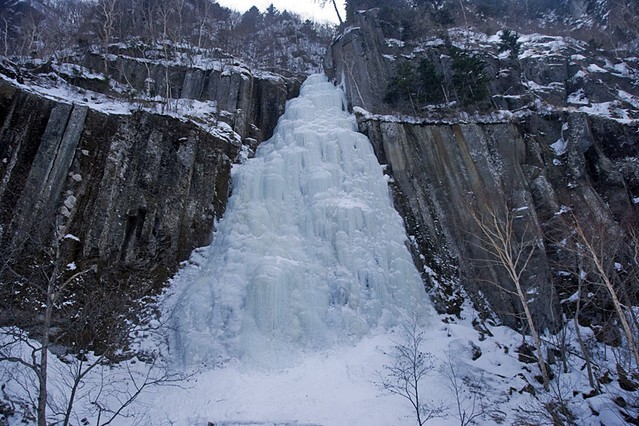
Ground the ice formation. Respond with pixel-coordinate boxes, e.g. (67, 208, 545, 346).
(172, 74, 430, 367)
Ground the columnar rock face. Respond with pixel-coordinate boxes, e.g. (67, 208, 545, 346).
(359, 113, 638, 329)
(0, 79, 237, 285)
(329, 9, 639, 330)
(326, 9, 389, 113)
(0, 78, 248, 344)
(78, 52, 300, 143)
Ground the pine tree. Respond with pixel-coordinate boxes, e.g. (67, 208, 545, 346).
(498, 28, 522, 60)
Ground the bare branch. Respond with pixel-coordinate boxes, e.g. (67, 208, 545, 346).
(376, 319, 444, 425)
(470, 204, 551, 390)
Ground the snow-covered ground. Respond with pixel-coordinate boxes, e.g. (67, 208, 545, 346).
(2, 308, 634, 425)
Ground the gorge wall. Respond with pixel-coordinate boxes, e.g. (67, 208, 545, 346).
(1, 4, 638, 345)
(0, 62, 300, 345)
(328, 9, 639, 331)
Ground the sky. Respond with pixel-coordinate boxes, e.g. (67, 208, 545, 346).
(216, 0, 345, 23)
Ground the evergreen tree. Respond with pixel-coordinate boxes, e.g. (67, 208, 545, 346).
(416, 58, 444, 103)
(385, 60, 418, 109)
(450, 47, 490, 106)
(498, 28, 522, 60)
(238, 6, 263, 34)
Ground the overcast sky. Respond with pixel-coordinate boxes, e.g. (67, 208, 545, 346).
(216, 0, 345, 23)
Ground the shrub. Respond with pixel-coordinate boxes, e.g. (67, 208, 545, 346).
(384, 58, 445, 108)
(384, 60, 418, 106)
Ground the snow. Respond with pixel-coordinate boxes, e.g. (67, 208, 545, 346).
(122, 75, 635, 426)
(423, 38, 445, 47)
(567, 88, 589, 105)
(53, 62, 105, 81)
(31, 83, 133, 115)
(608, 61, 638, 80)
(117, 311, 636, 425)
(340, 26, 360, 37)
(587, 63, 607, 73)
(618, 89, 639, 109)
(147, 333, 426, 425)
(352, 106, 513, 126)
(385, 38, 405, 48)
(518, 34, 574, 59)
(1, 316, 571, 426)
(572, 69, 588, 81)
(2, 68, 638, 426)
(523, 80, 552, 91)
(578, 101, 635, 124)
(550, 138, 567, 156)
(0, 68, 241, 144)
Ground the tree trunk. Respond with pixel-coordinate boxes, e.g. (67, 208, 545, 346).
(515, 280, 550, 391)
(574, 257, 598, 391)
(37, 280, 55, 426)
(575, 221, 639, 370)
(331, 0, 344, 25)
(473, 207, 551, 390)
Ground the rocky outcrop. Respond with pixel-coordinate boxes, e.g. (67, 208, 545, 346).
(0, 78, 240, 341)
(329, 9, 639, 330)
(358, 111, 639, 329)
(326, 9, 389, 113)
(75, 52, 301, 143)
(0, 43, 302, 346)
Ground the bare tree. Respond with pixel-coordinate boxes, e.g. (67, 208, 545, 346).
(2, 17, 8, 56)
(572, 266, 599, 392)
(194, 0, 213, 49)
(2, 332, 183, 426)
(0, 231, 96, 426)
(317, 0, 344, 25)
(0, 274, 95, 425)
(59, 353, 105, 426)
(471, 205, 551, 390)
(0, 278, 183, 425)
(0, 220, 181, 425)
(442, 352, 488, 425)
(96, 0, 119, 74)
(376, 319, 445, 425)
(17, 11, 44, 57)
(569, 215, 639, 371)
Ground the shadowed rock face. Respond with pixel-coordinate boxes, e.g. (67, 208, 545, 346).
(0, 80, 237, 270)
(329, 9, 639, 330)
(0, 79, 240, 345)
(0, 47, 302, 346)
(359, 114, 639, 329)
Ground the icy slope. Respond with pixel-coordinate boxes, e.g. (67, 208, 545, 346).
(171, 74, 430, 368)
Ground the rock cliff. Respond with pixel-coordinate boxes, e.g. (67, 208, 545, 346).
(328, 9, 639, 330)
(63, 49, 301, 144)
(0, 59, 298, 346)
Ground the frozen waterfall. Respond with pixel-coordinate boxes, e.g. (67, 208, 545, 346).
(171, 74, 430, 367)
